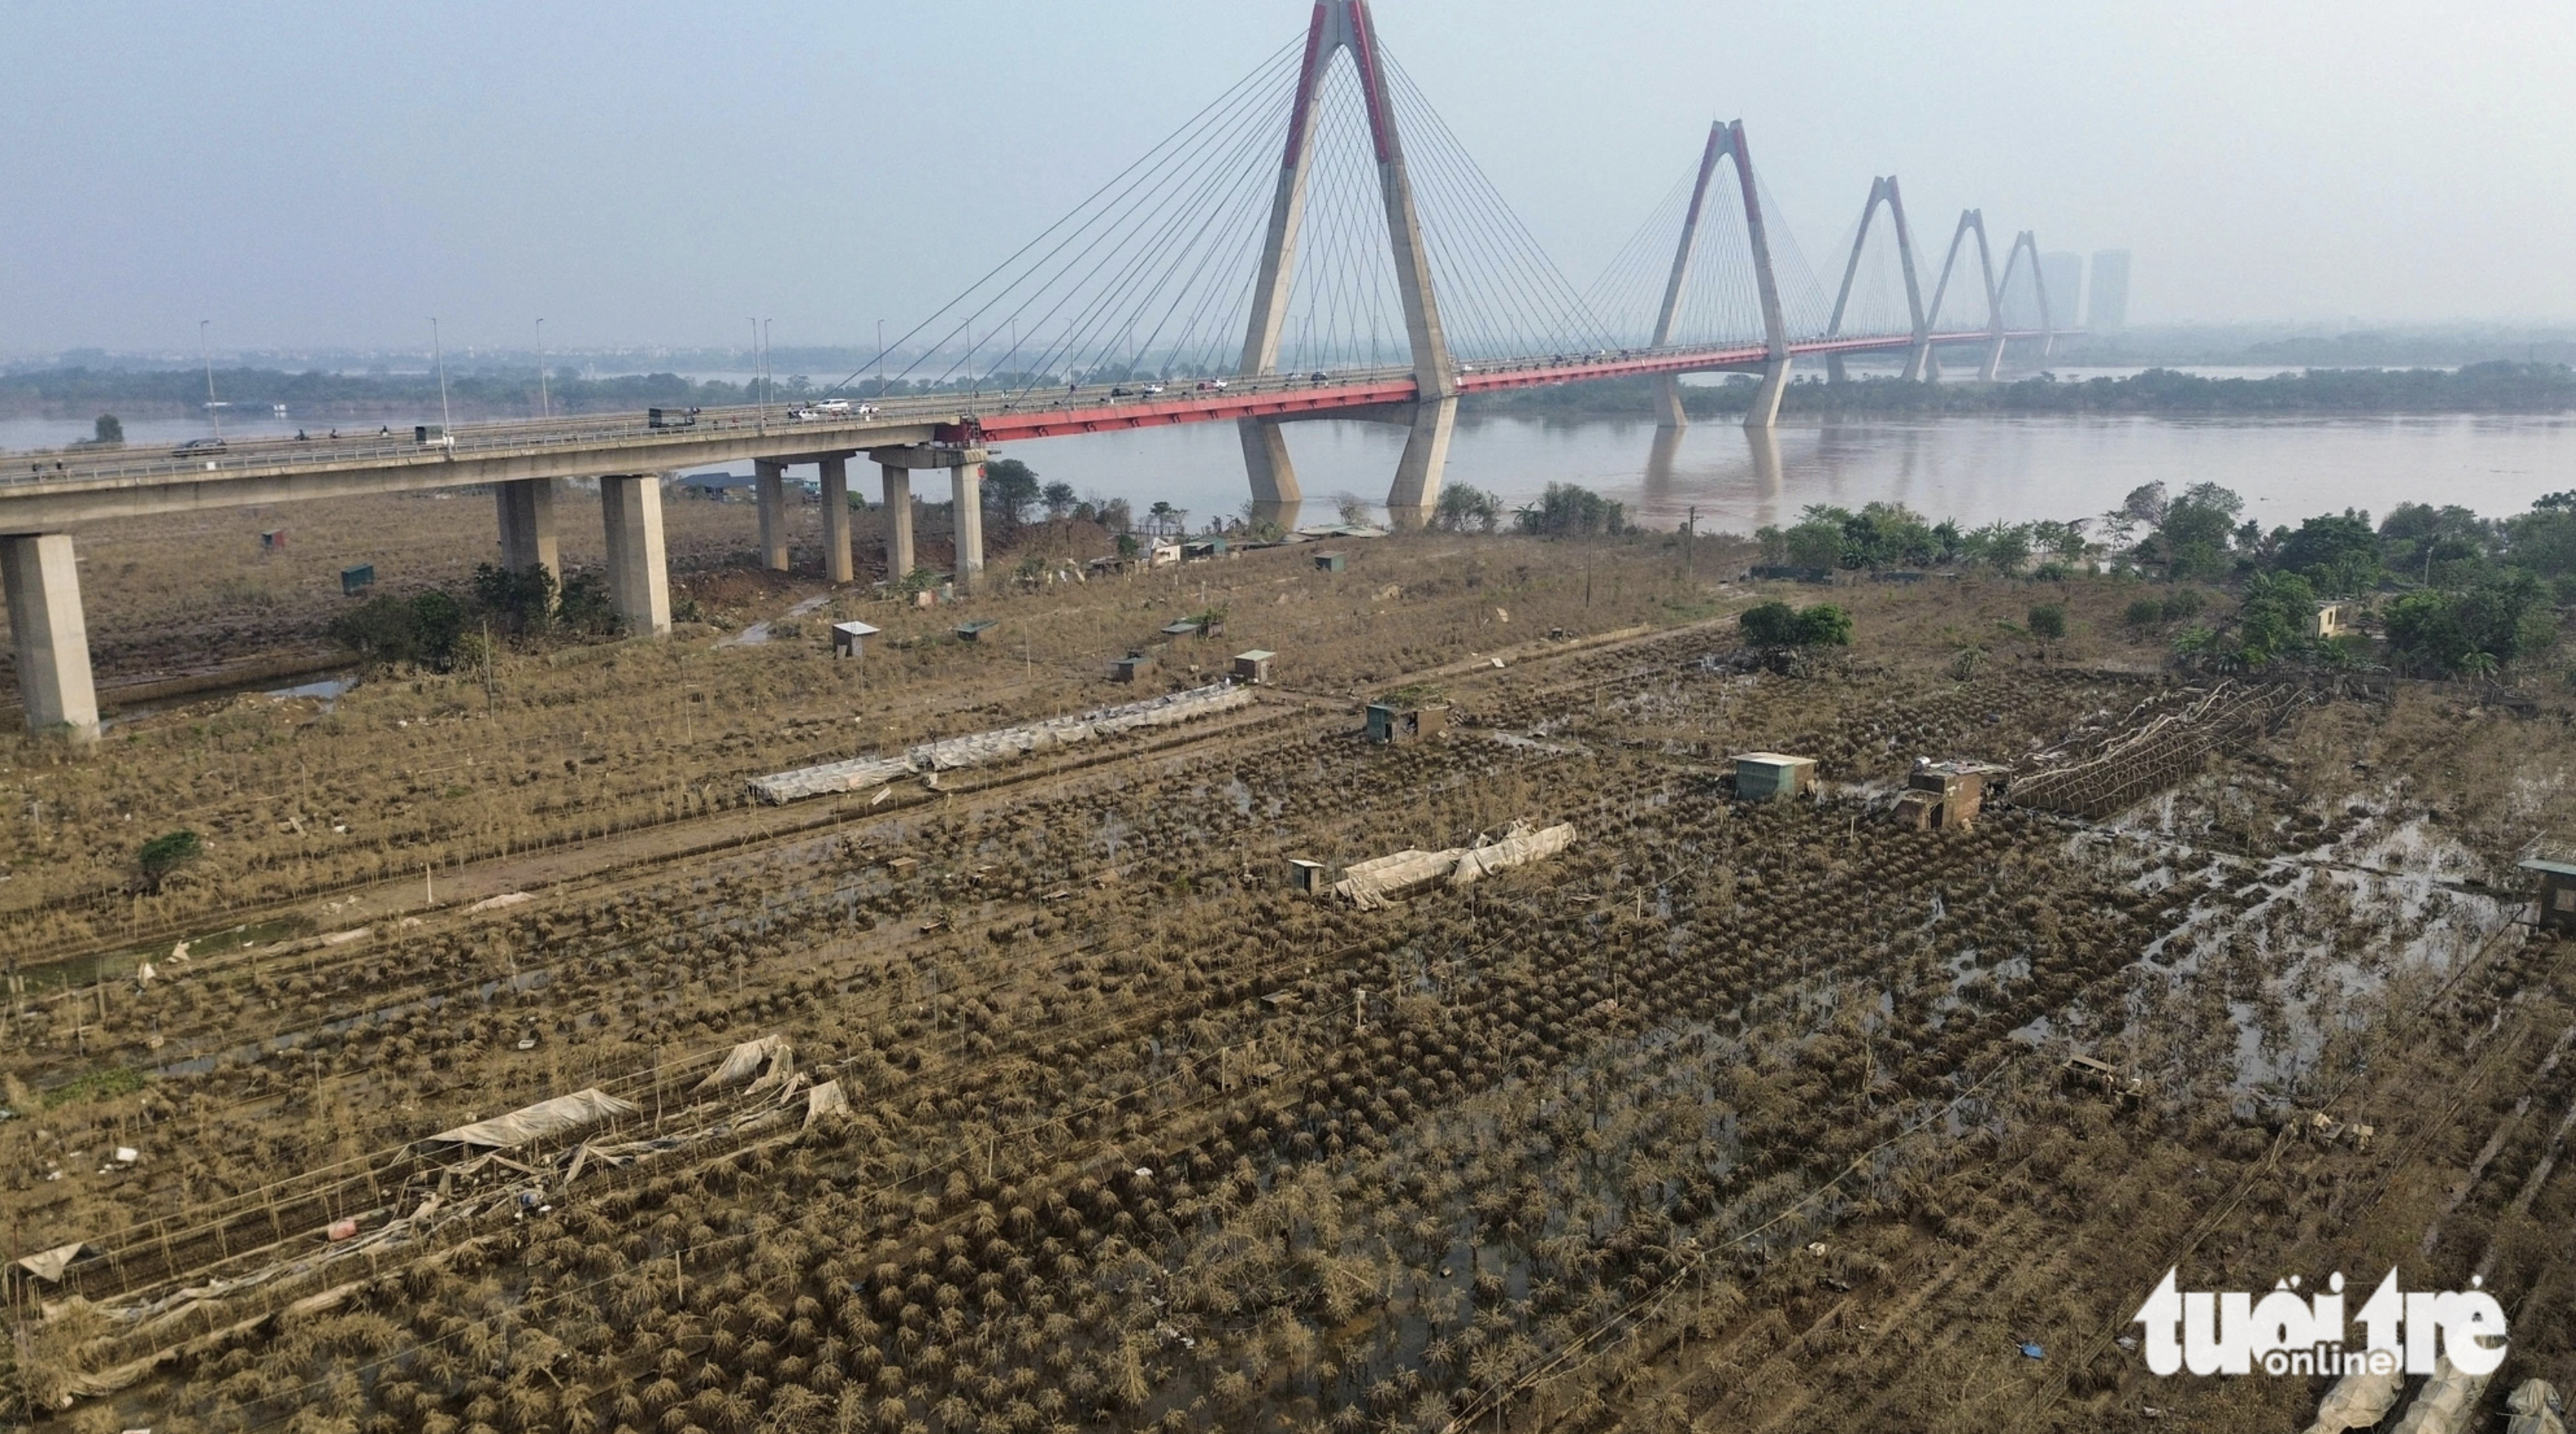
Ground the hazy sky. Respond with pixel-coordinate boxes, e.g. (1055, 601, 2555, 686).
(5, 1, 2571, 356)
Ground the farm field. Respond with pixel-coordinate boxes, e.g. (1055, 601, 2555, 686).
(1, 500, 2572, 1432)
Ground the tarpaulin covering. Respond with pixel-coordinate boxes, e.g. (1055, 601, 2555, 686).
(1450, 822, 1577, 886)
(749, 683, 1254, 803)
(14, 1242, 94, 1283)
(2391, 1354, 2496, 1434)
(804, 1079, 851, 1127)
(2304, 1369, 2402, 1434)
(421, 1088, 638, 1151)
(1334, 821, 1578, 908)
(1333, 850, 1459, 911)
(2508, 1380, 2568, 1434)
(695, 1034, 794, 1093)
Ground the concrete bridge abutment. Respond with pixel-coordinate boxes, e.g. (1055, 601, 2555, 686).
(1, 532, 99, 740)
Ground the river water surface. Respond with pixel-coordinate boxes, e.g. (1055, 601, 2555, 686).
(1004, 412, 2576, 534)
(6, 409, 2568, 536)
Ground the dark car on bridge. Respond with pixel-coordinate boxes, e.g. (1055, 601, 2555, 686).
(649, 407, 701, 430)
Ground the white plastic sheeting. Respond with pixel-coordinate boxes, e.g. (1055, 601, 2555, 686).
(750, 683, 1255, 804)
(2508, 1380, 2567, 1434)
(695, 1034, 794, 1094)
(2305, 1370, 2404, 1434)
(14, 1241, 95, 1284)
(1334, 821, 1577, 909)
(1451, 822, 1577, 886)
(2392, 1354, 2496, 1434)
(420, 1088, 639, 1151)
(804, 1079, 851, 1127)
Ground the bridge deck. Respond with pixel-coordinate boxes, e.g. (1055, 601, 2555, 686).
(0, 330, 2047, 523)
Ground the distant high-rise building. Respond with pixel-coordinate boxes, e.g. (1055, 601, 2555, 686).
(2038, 252, 2083, 330)
(2088, 250, 2132, 330)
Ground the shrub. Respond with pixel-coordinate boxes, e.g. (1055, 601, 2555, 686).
(2123, 598, 2165, 628)
(329, 589, 466, 668)
(1741, 602, 1852, 649)
(1514, 483, 1627, 538)
(1434, 484, 1502, 534)
(137, 829, 205, 892)
(2028, 604, 2066, 640)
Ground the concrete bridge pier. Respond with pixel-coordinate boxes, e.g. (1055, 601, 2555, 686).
(951, 461, 984, 592)
(869, 444, 983, 589)
(1384, 397, 1457, 529)
(1239, 419, 1301, 507)
(1743, 355, 1793, 429)
(1, 533, 99, 740)
(1653, 377, 1690, 429)
(599, 475, 671, 636)
(878, 466, 914, 581)
(494, 479, 560, 579)
(755, 460, 790, 572)
(818, 455, 854, 584)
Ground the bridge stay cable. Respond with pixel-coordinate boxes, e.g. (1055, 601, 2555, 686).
(819, 36, 1302, 400)
(938, 55, 1294, 390)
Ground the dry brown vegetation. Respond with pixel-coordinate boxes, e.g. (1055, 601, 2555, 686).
(1, 493, 2573, 1432)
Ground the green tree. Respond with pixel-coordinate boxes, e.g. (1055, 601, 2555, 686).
(1434, 483, 1502, 534)
(2277, 510, 2382, 593)
(557, 572, 617, 635)
(1838, 502, 1936, 569)
(2154, 487, 2241, 580)
(136, 829, 204, 893)
(472, 562, 557, 636)
(2385, 567, 2553, 675)
(983, 458, 1041, 530)
(1781, 519, 1845, 570)
(92, 413, 123, 444)
(2230, 570, 2319, 667)
(1514, 483, 1627, 538)
(1968, 520, 2033, 574)
(2505, 494, 2576, 586)
(1040, 482, 1078, 520)
(1741, 601, 1851, 649)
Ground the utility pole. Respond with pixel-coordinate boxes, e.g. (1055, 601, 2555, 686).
(1685, 505, 1697, 575)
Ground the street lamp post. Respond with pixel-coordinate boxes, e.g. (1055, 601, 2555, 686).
(430, 318, 453, 439)
(198, 320, 223, 441)
(535, 318, 549, 420)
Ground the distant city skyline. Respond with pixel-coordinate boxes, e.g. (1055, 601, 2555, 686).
(5, 1, 2571, 354)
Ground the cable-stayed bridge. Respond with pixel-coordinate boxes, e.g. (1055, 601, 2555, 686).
(0, 0, 2067, 738)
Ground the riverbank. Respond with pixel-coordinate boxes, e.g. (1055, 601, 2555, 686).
(9, 361, 2574, 426)
(1463, 360, 2576, 421)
